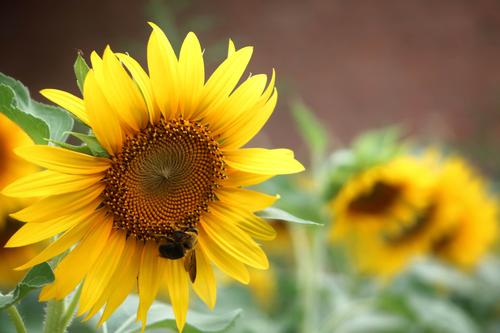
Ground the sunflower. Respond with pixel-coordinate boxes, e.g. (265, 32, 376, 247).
(0, 113, 39, 288)
(432, 157, 498, 268)
(330, 152, 499, 277)
(330, 156, 435, 240)
(2, 23, 304, 332)
(329, 155, 444, 276)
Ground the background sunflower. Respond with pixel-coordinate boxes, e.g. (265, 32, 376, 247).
(0, 114, 40, 290)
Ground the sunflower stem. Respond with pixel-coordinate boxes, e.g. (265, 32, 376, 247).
(59, 285, 82, 332)
(6, 305, 27, 333)
(290, 225, 317, 333)
(43, 299, 65, 333)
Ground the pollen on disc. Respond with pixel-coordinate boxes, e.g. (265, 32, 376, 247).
(103, 118, 226, 241)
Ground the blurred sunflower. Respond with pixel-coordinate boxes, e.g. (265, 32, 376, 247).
(330, 152, 499, 277)
(432, 157, 498, 268)
(330, 155, 448, 276)
(0, 113, 39, 288)
(2, 23, 304, 332)
(330, 156, 434, 240)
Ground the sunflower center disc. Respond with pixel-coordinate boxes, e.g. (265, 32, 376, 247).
(103, 118, 226, 241)
(348, 181, 401, 214)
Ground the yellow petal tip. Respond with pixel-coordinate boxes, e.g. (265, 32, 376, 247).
(148, 21, 161, 31)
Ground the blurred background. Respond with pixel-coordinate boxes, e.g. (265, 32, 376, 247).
(1, 0, 499, 176)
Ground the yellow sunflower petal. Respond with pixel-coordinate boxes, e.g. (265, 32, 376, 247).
(116, 53, 159, 123)
(216, 187, 278, 212)
(211, 203, 276, 241)
(2, 170, 102, 198)
(39, 211, 112, 300)
(78, 230, 126, 316)
(84, 70, 124, 155)
(40, 89, 90, 125)
(6, 207, 95, 247)
(209, 74, 267, 135)
(15, 215, 95, 270)
(165, 259, 189, 332)
(137, 241, 166, 324)
(202, 211, 269, 270)
(199, 46, 253, 116)
(224, 148, 305, 175)
(90, 51, 104, 75)
(237, 214, 277, 241)
(14, 145, 110, 175)
(198, 227, 250, 284)
(102, 47, 148, 130)
(222, 88, 278, 149)
(192, 248, 216, 309)
(260, 69, 276, 104)
(179, 32, 204, 119)
(97, 239, 142, 325)
(10, 184, 103, 223)
(224, 169, 273, 187)
(227, 39, 236, 57)
(147, 22, 179, 119)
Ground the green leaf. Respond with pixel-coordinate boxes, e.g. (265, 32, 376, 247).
(33, 101, 74, 144)
(407, 293, 480, 333)
(138, 307, 242, 333)
(352, 127, 403, 168)
(73, 53, 90, 94)
(0, 72, 74, 144)
(104, 295, 242, 333)
(291, 100, 328, 163)
(257, 207, 321, 225)
(409, 260, 476, 295)
(68, 132, 109, 157)
(0, 263, 55, 310)
(0, 84, 50, 145)
(331, 312, 407, 333)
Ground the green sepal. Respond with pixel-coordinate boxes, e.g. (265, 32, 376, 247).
(47, 139, 93, 156)
(258, 207, 321, 226)
(49, 132, 109, 158)
(73, 53, 90, 94)
(68, 132, 109, 157)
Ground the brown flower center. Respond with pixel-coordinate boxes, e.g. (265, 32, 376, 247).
(383, 204, 436, 244)
(103, 118, 226, 241)
(348, 181, 402, 215)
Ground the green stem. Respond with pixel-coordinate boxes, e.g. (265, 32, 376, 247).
(6, 305, 27, 333)
(59, 285, 82, 333)
(290, 225, 316, 333)
(43, 299, 65, 333)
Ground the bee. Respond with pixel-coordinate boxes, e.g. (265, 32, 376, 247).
(157, 228, 198, 283)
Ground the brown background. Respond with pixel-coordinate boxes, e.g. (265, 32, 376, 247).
(1, 0, 499, 174)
